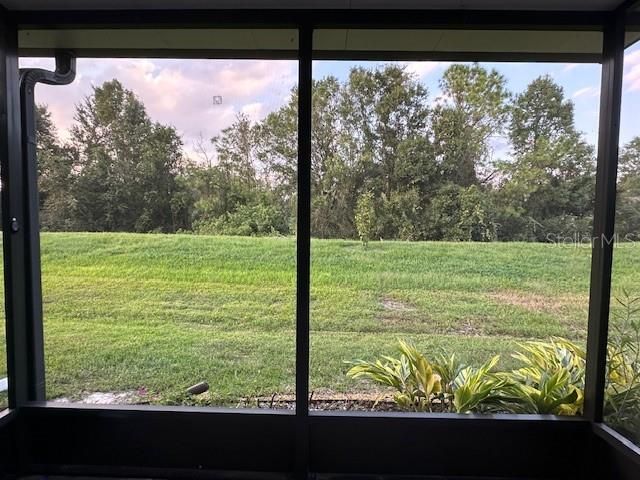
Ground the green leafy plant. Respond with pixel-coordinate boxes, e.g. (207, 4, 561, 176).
(346, 301, 640, 427)
(451, 355, 507, 413)
(347, 342, 508, 413)
(504, 338, 585, 415)
(433, 353, 465, 397)
(345, 338, 590, 415)
(347, 340, 442, 411)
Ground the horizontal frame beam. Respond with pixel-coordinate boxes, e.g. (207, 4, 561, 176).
(309, 411, 590, 478)
(17, 48, 603, 64)
(18, 48, 299, 60)
(313, 50, 602, 63)
(18, 403, 297, 476)
(15, 11, 608, 62)
(7, 405, 640, 479)
(14, 9, 610, 31)
(13, 404, 593, 479)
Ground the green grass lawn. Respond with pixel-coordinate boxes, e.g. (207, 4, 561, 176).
(1, 232, 639, 406)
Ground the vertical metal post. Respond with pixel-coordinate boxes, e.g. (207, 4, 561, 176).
(584, 12, 626, 422)
(0, 10, 74, 408)
(18, 52, 76, 402)
(295, 25, 312, 480)
(0, 9, 29, 409)
(18, 76, 45, 401)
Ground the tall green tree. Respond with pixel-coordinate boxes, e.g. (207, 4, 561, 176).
(509, 75, 575, 155)
(617, 137, 640, 238)
(193, 114, 290, 236)
(36, 105, 79, 231)
(71, 79, 189, 232)
(431, 64, 510, 187)
(497, 76, 595, 241)
(256, 67, 434, 240)
(340, 66, 433, 240)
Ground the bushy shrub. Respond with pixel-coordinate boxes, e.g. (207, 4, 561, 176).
(195, 203, 289, 236)
(347, 340, 442, 411)
(354, 191, 376, 247)
(376, 189, 422, 241)
(451, 356, 507, 413)
(501, 338, 584, 415)
(425, 184, 497, 241)
(535, 215, 593, 244)
(347, 343, 506, 413)
(346, 312, 640, 431)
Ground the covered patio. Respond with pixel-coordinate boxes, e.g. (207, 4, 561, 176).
(0, 1, 640, 478)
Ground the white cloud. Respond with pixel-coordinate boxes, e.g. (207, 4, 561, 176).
(241, 102, 265, 122)
(625, 50, 640, 66)
(572, 86, 599, 99)
(562, 63, 580, 73)
(403, 61, 450, 79)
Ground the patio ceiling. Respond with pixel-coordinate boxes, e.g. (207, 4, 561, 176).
(18, 27, 605, 59)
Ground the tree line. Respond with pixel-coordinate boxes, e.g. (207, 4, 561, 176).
(34, 64, 640, 242)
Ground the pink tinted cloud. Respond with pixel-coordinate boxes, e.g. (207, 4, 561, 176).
(624, 50, 640, 92)
(20, 58, 297, 151)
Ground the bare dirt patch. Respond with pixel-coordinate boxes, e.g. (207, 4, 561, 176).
(377, 296, 420, 326)
(380, 296, 416, 312)
(489, 290, 585, 314)
(449, 319, 484, 336)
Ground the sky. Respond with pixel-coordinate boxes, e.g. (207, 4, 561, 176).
(19, 41, 640, 162)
